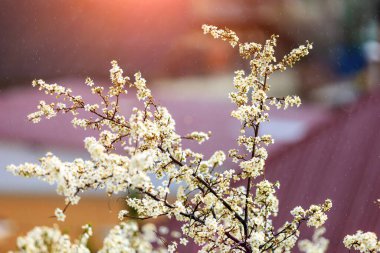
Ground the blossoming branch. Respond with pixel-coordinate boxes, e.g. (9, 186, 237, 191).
(7, 24, 377, 253)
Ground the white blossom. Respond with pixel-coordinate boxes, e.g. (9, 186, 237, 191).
(344, 231, 380, 253)
(54, 208, 66, 222)
(299, 227, 329, 253)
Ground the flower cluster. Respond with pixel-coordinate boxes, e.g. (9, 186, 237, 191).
(290, 200, 332, 229)
(344, 231, 380, 253)
(280, 42, 313, 68)
(7, 25, 337, 253)
(298, 227, 329, 253)
(202, 24, 239, 47)
(99, 222, 168, 253)
(27, 101, 57, 123)
(10, 224, 92, 253)
(54, 208, 66, 222)
(269, 96, 302, 110)
(184, 131, 211, 144)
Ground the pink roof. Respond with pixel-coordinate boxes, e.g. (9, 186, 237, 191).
(267, 89, 380, 251)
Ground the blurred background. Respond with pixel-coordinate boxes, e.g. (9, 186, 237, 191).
(0, 0, 379, 252)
